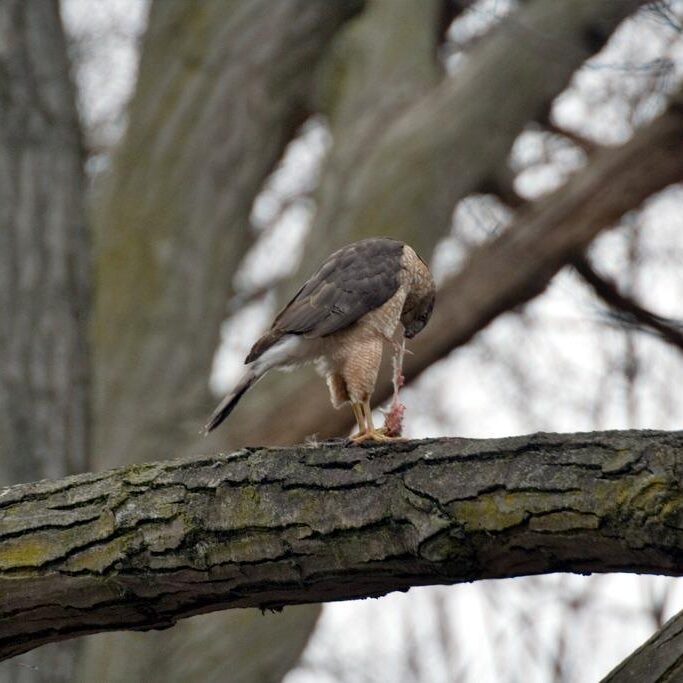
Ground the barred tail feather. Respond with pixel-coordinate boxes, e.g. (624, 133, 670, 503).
(204, 334, 302, 434)
(203, 372, 258, 434)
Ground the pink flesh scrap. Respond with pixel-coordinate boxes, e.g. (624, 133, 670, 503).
(383, 338, 406, 437)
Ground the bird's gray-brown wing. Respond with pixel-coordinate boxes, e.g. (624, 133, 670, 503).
(246, 238, 404, 362)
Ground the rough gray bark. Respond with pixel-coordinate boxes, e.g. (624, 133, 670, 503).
(2, 429, 683, 662)
(602, 607, 683, 682)
(228, 0, 650, 447)
(223, 82, 683, 446)
(0, 2, 89, 680)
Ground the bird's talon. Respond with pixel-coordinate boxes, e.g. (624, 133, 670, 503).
(349, 429, 404, 444)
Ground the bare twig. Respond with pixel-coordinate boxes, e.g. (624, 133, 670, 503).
(573, 255, 683, 353)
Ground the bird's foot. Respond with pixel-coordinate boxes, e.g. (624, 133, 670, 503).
(349, 428, 405, 444)
(375, 425, 407, 441)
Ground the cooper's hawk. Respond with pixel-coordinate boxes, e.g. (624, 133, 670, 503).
(205, 237, 435, 442)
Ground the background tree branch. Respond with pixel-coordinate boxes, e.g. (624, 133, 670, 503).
(309, 0, 648, 259)
(573, 256, 683, 354)
(229, 0, 651, 450)
(601, 604, 683, 682)
(228, 83, 683, 446)
(2, 429, 683, 662)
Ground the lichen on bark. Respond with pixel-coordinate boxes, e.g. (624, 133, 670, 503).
(2, 430, 683, 662)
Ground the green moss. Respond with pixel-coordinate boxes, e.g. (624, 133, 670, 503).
(451, 498, 526, 532)
(63, 532, 138, 573)
(450, 491, 545, 532)
(529, 511, 598, 533)
(0, 515, 114, 569)
(0, 538, 54, 569)
(617, 476, 672, 514)
(420, 529, 473, 563)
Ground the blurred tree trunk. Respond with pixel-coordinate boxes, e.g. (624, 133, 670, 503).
(81, 1, 361, 682)
(0, 0, 88, 491)
(91, 0, 362, 471)
(0, 1, 88, 680)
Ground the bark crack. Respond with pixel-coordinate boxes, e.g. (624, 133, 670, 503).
(2, 430, 683, 661)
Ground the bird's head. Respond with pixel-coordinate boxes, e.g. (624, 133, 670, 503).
(402, 290, 435, 339)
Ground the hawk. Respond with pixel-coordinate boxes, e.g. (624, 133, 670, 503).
(205, 237, 435, 442)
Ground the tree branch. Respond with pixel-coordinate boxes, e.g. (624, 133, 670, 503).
(544, 120, 600, 154)
(309, 0, 649, 258)
(406, 89, 683, 378)
(573, 255, 683, 353)
(2, 430, 683, 661)
(601, 606, 683, 682)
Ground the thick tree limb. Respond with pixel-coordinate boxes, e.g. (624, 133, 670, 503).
(2, 429, 683, 661)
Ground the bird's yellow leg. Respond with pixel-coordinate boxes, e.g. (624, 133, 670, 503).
(364, 400, 375, 431)
(350, 400, 403, 443)
(349, 402, 367, 440)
